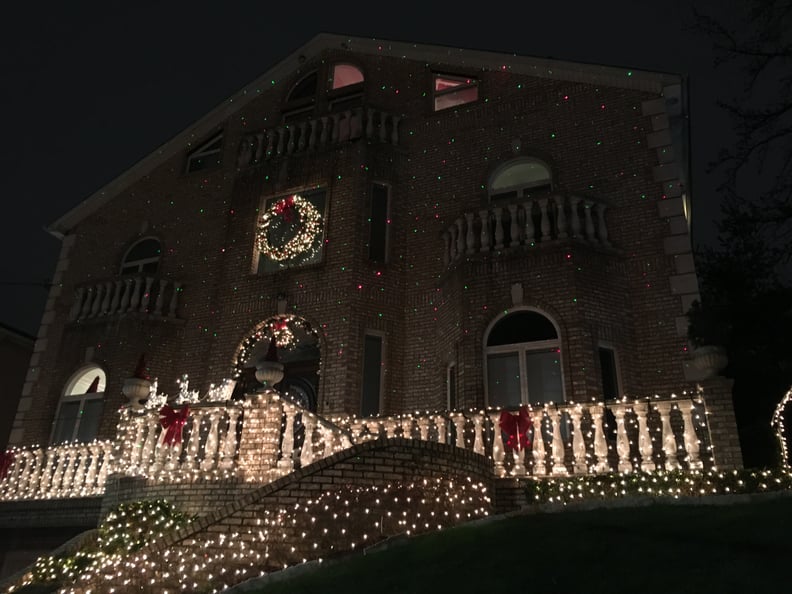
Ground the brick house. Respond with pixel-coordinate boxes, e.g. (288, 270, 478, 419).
(0, 34, 742, 588)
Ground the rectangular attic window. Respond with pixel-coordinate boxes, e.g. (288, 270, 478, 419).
(434, 74, 478, 111)
(186, 133, 223, 173)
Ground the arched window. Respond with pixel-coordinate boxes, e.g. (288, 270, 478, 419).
(120, 238, 161, 275)
(489, 159, 552, 201)
(485, 310, 564, 408)
(287, 72, 318, 103)
(52, 366, 106, 444)
(331, 63, 364, 90)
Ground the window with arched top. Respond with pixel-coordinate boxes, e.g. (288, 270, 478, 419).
(287, 72, 318, 103)
(489, 159, 552, 201)
(52, 366, 106, 444)
(120, 238, 161, 275)
(331, 63, 364, 90)
(485, 310, 564, 408)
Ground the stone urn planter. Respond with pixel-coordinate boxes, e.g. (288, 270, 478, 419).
(255, 360, 284, 390)
(122, 377, 152, 411)
(690, 345, 728, 379)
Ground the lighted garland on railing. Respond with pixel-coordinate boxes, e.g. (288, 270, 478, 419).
(771, 387, 792, 468)
(256, 194, 323, 262)
(522, 468, 792, 504)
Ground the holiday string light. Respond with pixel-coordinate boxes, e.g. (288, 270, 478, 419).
(771, 387, 792, 468)
(256, 194, 323, 262)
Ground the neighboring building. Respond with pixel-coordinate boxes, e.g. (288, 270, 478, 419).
(0, 34, 742, 589)
(0, 324, 34, 450)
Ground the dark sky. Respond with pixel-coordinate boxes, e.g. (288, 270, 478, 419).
(1, 1, 736, 336)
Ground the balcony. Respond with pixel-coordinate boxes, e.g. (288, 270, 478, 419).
(68, 276, 183, 323)
(236, 106, 401, 167)
(443, 195, 611, 268)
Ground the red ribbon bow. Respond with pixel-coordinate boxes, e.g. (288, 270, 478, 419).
(498, 406, 532, 451)
(0, 451, 15, 480)
(274, 196, 295, 222)
(159, 405, 190, 446)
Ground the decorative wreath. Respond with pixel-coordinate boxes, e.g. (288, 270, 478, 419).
(257, 195, 323, 261)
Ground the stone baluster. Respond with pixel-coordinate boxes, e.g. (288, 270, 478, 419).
(237, 135, 252, 167)
(400, 416, 413, 439)
(584, 201, 596, 241)
(569, 197, 582, 238)
(95, 443, 113, 489)
(80, 287, 94, 319)
(340, 425, 353, 450)
(265, 129, 276, 157)
(493, 207, 505, 250)
(200, 410, 223, 471)
(677, 400, 703, 470)
(317, 116, 328, 147)
(60, 448, 79, 495)
(329, 114, 340, 143)
(465, 212, 476, 254)
(295, 121, 306, 152)
(531, 412, 546, 476)
(285, 125, 296, 154)
(455, 218, 465, 257)
(253, 132, 264, 162)
(278, 404, 296, 474)
(306, 119, 317, 151)
(180, 412, 202, 471)
(523, 201, 536, 244)
(219, 406, 242, 469)
(449, 224, 458, 261)
(100, 282, 113, 315)
(51, 449, 70, 495)
(452, 413, 466, 449)
(611, 404, 632, 472)
(348, 420, 364, 442)
(656, 402, 680, 470)
(168, 282, 181, 317)
(128, 277, 142, 312)
(507, 204, 520, 247)
(538, 199, 551, 241)
(435, 416, 447, 444)
(89, 284, 104, 317)
(590, 405, 610, 473)
(109, 280, 123, 315)
(2, 451, 20, 498)
(23, 450, 43, 497)
(442, 231, 451, 266)
(273, 126, 283, 155)
(479, 210, 491, 252)
(72, 446, 92, 495)
(351, 107, 363, 139)
(555, 196, 568, 239)
(633, 402, 656, 471)
(69, 288, 85, 321)
(139, 277, 155, 313)
(549, 407, 568, 475)
(417, 416, 430, 441)
(127, 416, 146, 469)
(299, 413, 316, 468)
(489, 412, 506, 477)
(391, 115, 401, 145)
(596, 203, 609, 246)
(367, 419, 383, 439)
(369, 110, 382, 142)
(472, 414, 485, 455)
(140, 414, 160, 472)
(363, 108, 373, 139)
(84, 445, 102, 492)
(569, 405, 588, 474)
(153, 279, 167, 315)
(165, 428, 185, 472)
(118, 279, 132, 312)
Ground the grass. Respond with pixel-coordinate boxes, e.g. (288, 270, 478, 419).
(247, 496, 792, 594)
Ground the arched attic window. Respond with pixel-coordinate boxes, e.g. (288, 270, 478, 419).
(485, 310, 564, 408)
(52, 366, 106, 444)
(489, 159, 552, 201)
(330, 63, 364, 90)
(120, 238, 161, 275)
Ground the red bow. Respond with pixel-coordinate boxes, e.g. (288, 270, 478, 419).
(159, 405, 190, 446)
(499, 406, 532, 451)
(0, 451, 15, 480)
(274, 196, 295, 222)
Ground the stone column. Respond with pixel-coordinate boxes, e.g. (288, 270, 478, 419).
(698, 378, 743, 470)
(237, 392, 283, 482)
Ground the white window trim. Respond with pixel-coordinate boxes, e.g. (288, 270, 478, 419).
(51, 366, 106, 445)
(120, 236, 161, 275)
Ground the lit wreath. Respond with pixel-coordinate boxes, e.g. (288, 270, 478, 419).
(257, 194, 323, 261)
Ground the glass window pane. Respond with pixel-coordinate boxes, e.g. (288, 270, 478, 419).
(52, 401, 80, 444)
(525, 350, 563, 405)
(491, 162, 550, 192)
(332, 64, 364, 89)
(487, 353, 521, 408)
(76, 399, 104, 443)
(434, 87, 478, 111)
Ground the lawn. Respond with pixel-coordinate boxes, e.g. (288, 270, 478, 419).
(245, 496, 792, 594)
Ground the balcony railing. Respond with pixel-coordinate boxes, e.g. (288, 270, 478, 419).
(68, 276, 183, 322)
(236, 106, 401, 167)
(443, 195, 610, 267)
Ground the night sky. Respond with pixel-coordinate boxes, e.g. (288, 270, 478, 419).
(1, 1, 737, 336)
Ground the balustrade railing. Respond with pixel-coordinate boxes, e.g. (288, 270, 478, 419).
(69, 276, 183, 322)
(332, 396, 710, 477)
(236, 107, 401, 167)
(0, 440, 113, 501)
(443, 196, 610, 267)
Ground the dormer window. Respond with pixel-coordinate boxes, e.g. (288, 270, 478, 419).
(331, 63, 364, 90)
(434, 74, 478, 111)
(489, 158, 552, 201)
(186, 133, 223, 173)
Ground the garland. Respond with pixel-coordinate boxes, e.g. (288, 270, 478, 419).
(257, 194, 323, 262)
